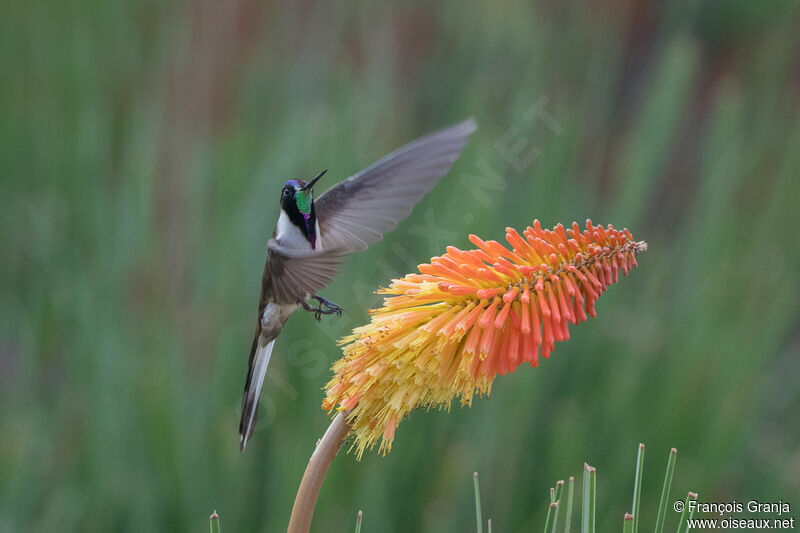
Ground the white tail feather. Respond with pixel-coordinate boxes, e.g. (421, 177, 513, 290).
(240, 338, 275, 451)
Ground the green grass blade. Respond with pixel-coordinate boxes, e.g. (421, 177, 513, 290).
(554, 479, 564, 504)
(687, 493, 697, 525)
(676, 492, 697, 533)
(474, 472, 483, 533)
(655, 448, 677, 533)
(545, 501, 554, 533)
(354, 510, 363, 533)
(632, 443, 645, 533)
(582, 465, 589, 533)
(623, 513, 634, 533)
(545, 502, 559, 533)
(588, 466, 596, 533)
(582, 464, 596, 533)
(564, 476, 575, 533)
(553, 501, 561, 532)
(209, 511, 220, 533)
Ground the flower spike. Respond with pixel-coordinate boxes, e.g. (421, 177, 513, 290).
(323, 220, 647, 458)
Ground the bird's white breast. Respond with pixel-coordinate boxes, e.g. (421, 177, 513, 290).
(275, 210, 323, 250)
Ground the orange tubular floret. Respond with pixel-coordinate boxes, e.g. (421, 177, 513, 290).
(487, 240, 526, 264)
(494, 299, 512, 329)
(463, 319, 483, 355)
(555, 282, 574, 324)
(456, 303, 485, 334)
(563, 274, 577, 297)
(449, 247, 491, 270)
(530, 295, 542, 345)
(582, 267, 603, 291)
(494, 262, 518, 278)
(440, 303, 476, 338)
(421, 306, 462, 333)
(542, 341, 552, 360)
(341, 394, 361, 410)
(518, 265, 537, 279)
(476, 268, 506, 284)
(546, 285, 561, 324)
(574, 293, 588, 323)
(476, 287, 504, 299)
(506, 227, 536, 258)
(521, 283, 531, 304)
(448, 285, 479, 296)
(520, 327, 533, 364)
(424, 262, 473, 285)
(542, 311, 554, 350)
(468, 248, 495, 264)
(503, 287, 519, 304)
(507, 326, 521, 371)
(495, 326, 511, 376)
(478, 325, 496, 361)
(468, 234, 499, 259)
(520, 292, 531, 334)
(478, 298, 501, 329)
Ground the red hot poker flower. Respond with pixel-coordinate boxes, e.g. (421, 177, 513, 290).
(323, 220, 647, 457)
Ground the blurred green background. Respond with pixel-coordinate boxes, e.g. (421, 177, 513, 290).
(2, 1, 800, 531)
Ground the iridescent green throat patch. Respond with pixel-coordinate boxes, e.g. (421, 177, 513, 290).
(295, 190, 311, 215)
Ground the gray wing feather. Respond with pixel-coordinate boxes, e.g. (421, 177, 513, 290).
(315, 118, 477, 252)
(267, 239, 345, 303)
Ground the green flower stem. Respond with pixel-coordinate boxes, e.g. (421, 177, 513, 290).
(655, 448, 677, 533)
(582, 464, 596, 533)
(676, 492, 697, 533)
(623, 513, 634, 533)
(564, 476, 575, 533)
(209, 511, 220, 533)
(632, 443, 645, 533)
(554, 479, 564, 504)
(545, 502, 559, 533)
(474, 472, 483, 533)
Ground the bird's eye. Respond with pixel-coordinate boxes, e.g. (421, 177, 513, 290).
(282, 188, 290, 197)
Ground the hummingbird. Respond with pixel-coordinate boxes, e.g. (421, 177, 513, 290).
(239, 118, 477, 451)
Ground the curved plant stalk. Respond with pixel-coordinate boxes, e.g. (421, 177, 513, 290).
(287, 411, 352, 533)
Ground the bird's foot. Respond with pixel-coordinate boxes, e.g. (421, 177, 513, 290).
(303, 296, 343, 322)
(314, 296, 343, 317)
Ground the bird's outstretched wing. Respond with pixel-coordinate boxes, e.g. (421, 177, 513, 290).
(266, 239, 345, 303)
(314, 118, 477, 252)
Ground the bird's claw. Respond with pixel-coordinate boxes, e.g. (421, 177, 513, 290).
(305, 296, 343, 321)
(315, 295, 343, 317)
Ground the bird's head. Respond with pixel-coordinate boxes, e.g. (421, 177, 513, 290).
(280, 169, 326, 217)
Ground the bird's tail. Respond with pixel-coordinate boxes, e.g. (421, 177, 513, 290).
(239, 336, 276, 452)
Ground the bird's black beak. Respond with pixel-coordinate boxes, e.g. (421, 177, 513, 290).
(304, 169, 327, 191)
